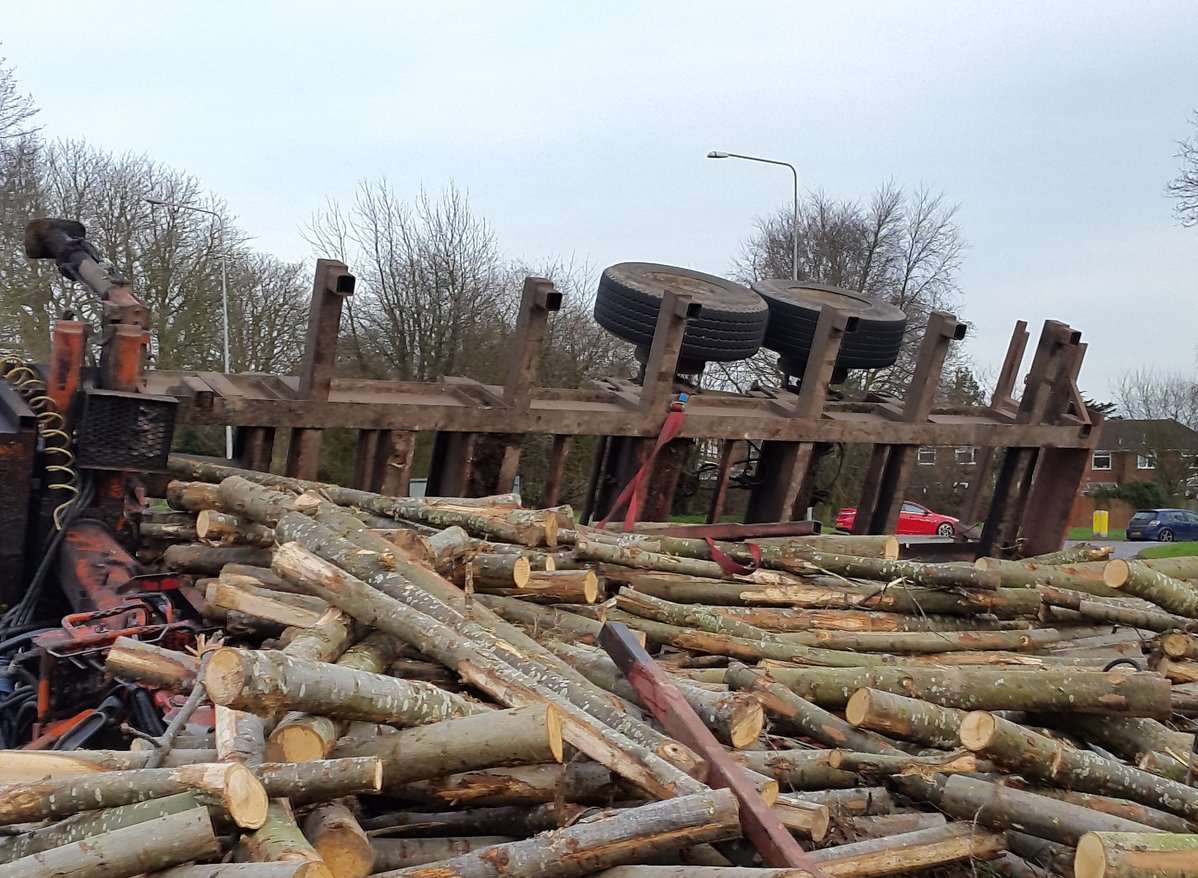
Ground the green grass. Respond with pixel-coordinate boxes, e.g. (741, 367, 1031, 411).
(1067, 527, 1126, 541)
(1137, 541, 1198, 559)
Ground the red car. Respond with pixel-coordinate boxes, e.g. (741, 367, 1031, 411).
(835, 501, 959, 536)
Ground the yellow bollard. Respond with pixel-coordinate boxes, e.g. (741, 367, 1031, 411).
(1092, 509, 1109, 539)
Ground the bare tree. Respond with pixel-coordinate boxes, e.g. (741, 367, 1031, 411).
(0, 54, 38, 141)
(1114, 367, 1198, 428)
(1168, 111, 1198, 227)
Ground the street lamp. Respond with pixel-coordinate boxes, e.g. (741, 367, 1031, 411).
(706, 150, 799, 281)
(146, 197, 234, 459)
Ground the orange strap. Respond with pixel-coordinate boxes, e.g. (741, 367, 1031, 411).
(598, 397, 688, 531)
(706, 537, 762, 575)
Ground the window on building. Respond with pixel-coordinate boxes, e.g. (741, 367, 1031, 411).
(917, 447, 936, 466)
(1092, 450, 1112, 471)
(1137, 453, 1156, 470)
(955, 446, 977, 465)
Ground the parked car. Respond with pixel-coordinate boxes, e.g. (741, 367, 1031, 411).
(835, 501, 959, 536)
(1126, 508, 1198, 542)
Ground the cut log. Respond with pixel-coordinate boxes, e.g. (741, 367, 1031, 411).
(463, 553, 532, 589)
(219, 475, 300, 526)
(164, 543, 275, 574)
(166, 479, 223, 512)
(256, 757, 383, 805)
(828, 750, 986, 779)
(792, 787, 894, 817)
(1158, 656, 1198, 683)
(279, 608, 356, 662)
(106, 636, 200, 691)
(0, 748, 220, 779)
(332, 704, 563, 787)
(216, 706, 267, 766)
(575, 538, 731, 578)
(368, 788, 740, 878)
(1006, 831, 1078, 878)
(360, 802, 581, 837)
(489, 569, 600, 604)
(976, 557, 1121, 596)
(772, 793, 830, 841)
(935, 775, 1155, 845)
(303, 802, 373, 878)
(834, 812, 948, 842)
(1046, 715, 1193, 762)
(756, 665, 1173, 717)
(152, 866, 315, 877)
(731, 750, 858, 790)
(593, 823, 1006, 878)
(1075, 831, 1198, 878)
(1024, 543, 1113, 564)
(271, 539, 705, 799)
(206, 647, 482, 725)
(241, 799, 333, 878)
(0, 761, 268, 828)
(1025, 788, 1196, 834)
(198, 509, 277, 546)
(143, 519, 199, 541)
(0, 806, 220, 878)
(1161, 632, 1198, 660)
(1037, 584, 1192, 632)
(268, 631, 402, 761)
(372, 837, 515, 871)
(1104, 560, 1198, 617)
(715, 605, 1010, 633)
(207, 580, 329, 629)
(224, 563, 312, 594)
(390, 763, 621, 807)
(960, 710, 1198, 819)
(844, 688, 964, 750)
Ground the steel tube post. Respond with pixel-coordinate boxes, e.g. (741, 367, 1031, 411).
(708, 151, 799, 279)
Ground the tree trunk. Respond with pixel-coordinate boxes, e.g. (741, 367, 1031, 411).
(1024, 788, 1196, 834)
(481, 569, 599, 604)
(960, 710, 1198, 819)
(368, 788, 741, 878)
(106, 636, 200, 691)
(592, 824, 1006, 878)
(461, 553, 532, 589)
(844, 687, 965, 750)
(207, 581, 329, 629)
(0, 761, 267, 828)
(1075, 831, 1198, 878)
(757, 665, 1172, 717)
(1037, 584, 1192, 632)
(271, 538, 706, 799)
(371, 838, 515, 871)
(268, 631, 402, 761)
(1104, 560, 1198, 617)
(729, 750, 858, 790)
(935, 775, 1155, 845)
(303, 802, 373, 878)
(360, 802, 580, 837)
(0, 807, 220, 878)
(198, 509, 277, 546)
(164, 543, 274, 574)
(205, 647, 481, 726)
(976, 557, 1121, 596)
(166, 479, 223, 512)
(332, 704, 563, 787)
(390, 763, 621, 807)
(255, 757, 382, 805)
(240, 799, 332, 878)
(219, 475, 300, 526)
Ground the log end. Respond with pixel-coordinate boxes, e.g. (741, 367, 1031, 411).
(1074, 832, 1104, 878)
(512, 556, 532, 588)
(224, 762, 270, 829)
(844, 688, 871, 727)
(545, 554, 557, 572)
(1103, 559, 1131, 589)
(882, 536, 899, 561)
(758, 777, 780, 807)
(729, 698, 765, 750)
(268, 724, 331, 763)
(546, 704, 565, 764)
(204, 647, 249, 706)
(544, 516, 559, 549)
(958, 711, 998, 753)
(1161, 631, 1191, 659)
(581, 570, 600, 604)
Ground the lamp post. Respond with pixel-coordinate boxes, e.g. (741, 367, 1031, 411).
(146, 197, 234, 459)
(707, 151, 799, 281)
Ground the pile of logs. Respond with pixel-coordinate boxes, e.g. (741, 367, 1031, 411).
(8, 453, 1198, 878)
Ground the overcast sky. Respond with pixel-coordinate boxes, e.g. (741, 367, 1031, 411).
(6, 1, 1196, 398)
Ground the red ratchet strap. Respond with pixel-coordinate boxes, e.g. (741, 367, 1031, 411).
(598, 396, 689, 531)
(706, 537, 762, 575)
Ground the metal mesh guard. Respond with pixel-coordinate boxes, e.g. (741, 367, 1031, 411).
(76, 389, 177, 471)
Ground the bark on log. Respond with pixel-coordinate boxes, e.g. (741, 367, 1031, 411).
(1075, 831, 1198, 878)
(390, 763, 621, 807)
(844, 688, 965, 750)
(593, 823, 1006, 878)
(0, 761, 268, 828)
(960, 710, 1198, 819)
(1158, 656, 1198, 683)
(216, 706, 267, 766)
(1023, 543, 1113, 564)
(1104, 560, 1198, 617)
(143, 519, 199, 541)
(1045, 715, 1193, 762)
(827, 750, 986, 779)
(207, 581, 329, 628)
(976, 557, 1121, 596)
(731, 750, 858, 790)
(219, 475, 300, 526)
(271, 539, 705, 799)
(372, 838, 515, 871)
(198, 509, 277, 546)
(462, 553, 532, 589)
(152, 866, 313, 878)
(792, 788, 894, 817)
(279, 608, 356, 663)
(332, 704, 563, 787)
(834, 812, 948, 842)
(255, 757, 383, 805)
(772, 794, 830, 841)
(1006, 831, 1077, 878)
(478, 595, 616, 645)
(206, 647, 481, 726)
(0, 806, 220, 878)
(757, 665, 1172, 717)
(360, 803, 581, 837)
(1137, 751, 1197, 783)
(0, 748, 217, 779)
(715, 606, 1011, 633)
(575, 538, 731, 579)
(241, 799, 332, 878)
(1037, 584, 1192, 632)
(725, 664, 902, 754)
(268, 631, 402, 761)
(935, 775, 1155, 845)
(224, 564, 310, 593)
(303, 802, 373, 878)
(483, 569, 599, 604)
(164, 543, 274, 574)
(369, 788, 741, 878)
(106, 636, 200, 691)
(1024, 788, 1196, 834)
(167, 479, 223, 512)
(288, 509, 688, 771)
